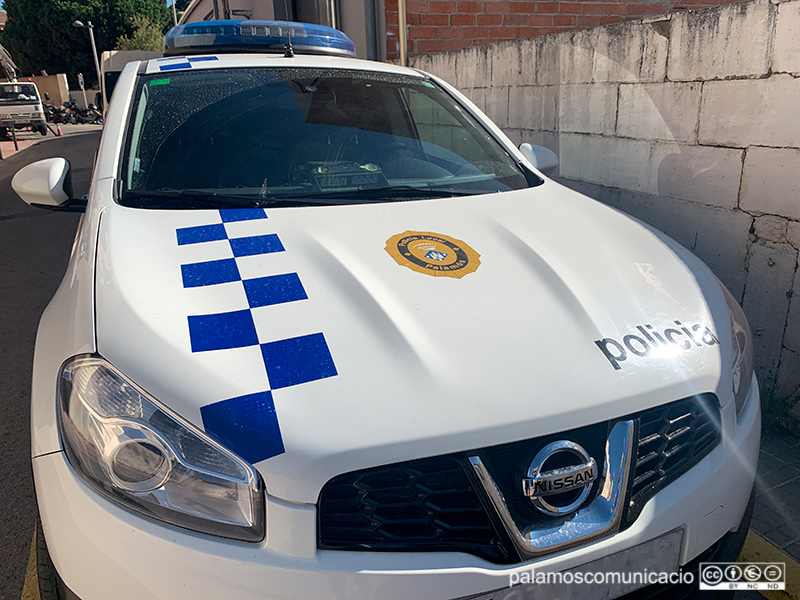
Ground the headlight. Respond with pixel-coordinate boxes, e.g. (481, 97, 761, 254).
(720, 284, 754, 416)
(58, 355, 265, 542)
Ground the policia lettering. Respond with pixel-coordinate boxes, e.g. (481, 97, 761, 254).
(595, 321, 719, 370)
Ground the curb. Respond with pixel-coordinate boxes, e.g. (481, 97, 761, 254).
(740, 530, 800, 600)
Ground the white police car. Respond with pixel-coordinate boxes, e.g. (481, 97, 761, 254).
(13, 20, 759, 600)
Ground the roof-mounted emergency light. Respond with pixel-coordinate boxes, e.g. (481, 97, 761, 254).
(162, 20, 357, 58)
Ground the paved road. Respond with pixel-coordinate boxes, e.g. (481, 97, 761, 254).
(0, 130, 100, 599)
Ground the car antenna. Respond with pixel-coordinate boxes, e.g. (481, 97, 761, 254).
(284, 22, 294, 57)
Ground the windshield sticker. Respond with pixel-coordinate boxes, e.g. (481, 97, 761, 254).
(594, 321, 720, 371)
(175, 208, 337, 464)
(150, 78, 171, 86)
(385, 231, 480, 278)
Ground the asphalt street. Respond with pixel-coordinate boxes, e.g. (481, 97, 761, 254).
(0, 130, 99, 599)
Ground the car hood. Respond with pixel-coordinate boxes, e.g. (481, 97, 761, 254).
(94, 181, 730, 503)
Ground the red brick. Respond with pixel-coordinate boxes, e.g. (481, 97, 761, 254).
(451, 13, 477, 25)
(485, 1, 511, 12)
(446, 39, 474, 50)
(529, 14, 553, 25)
(511, 1, 534, 12)
(625, 4, 660, 15)
(576, 15, 601, 26)
(553, 14, 576, 26)
(429, 0, 456, 12)
(408, 26, 438, 39)
(420, 13, 449, 25)
(436, 26, 464, 38)
(457, 1, 484, 12)
(503, 13, 530, 25)
(416, 39, 447, 52)
(583, 2, 626, 15)
(538, 26, 561, 35)
(514, 26, 539, 37)
(559, 2, 582, 13)
(489, 26, 516, 38)
(534, 1, 558, 13)
(477, 13, 503, 25)
(406, 0, 430, 12)
(599, 15, 623, 24)
(463, 26, 490, 37)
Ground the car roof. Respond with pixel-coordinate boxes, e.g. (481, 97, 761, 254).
(143, 53, 427, 78)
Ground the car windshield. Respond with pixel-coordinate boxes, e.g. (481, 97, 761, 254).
(120, 67, 536, 209)
(0, 84, 39, 105)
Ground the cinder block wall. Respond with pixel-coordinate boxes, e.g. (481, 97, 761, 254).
(410, 0, 800, 409)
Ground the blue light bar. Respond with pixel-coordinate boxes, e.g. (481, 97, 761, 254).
(163, 20, 357, 58)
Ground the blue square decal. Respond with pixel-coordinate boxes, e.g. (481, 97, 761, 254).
(182, 258, 241, 288)
(201, 391, 284, 464)
(230, 234, 284, 257)
(261, 333, 337, 389)
(176, 223, 227, 245)
(219, 208, 268, 223)
(160, 62, 192, 71)
(243, 273, 307, 308)
(188, 310, 259, 352)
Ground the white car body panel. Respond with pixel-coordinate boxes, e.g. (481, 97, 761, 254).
(27, 46, 760, 600)
(93, 181, 729, 503)
(34, 378, 759, 600)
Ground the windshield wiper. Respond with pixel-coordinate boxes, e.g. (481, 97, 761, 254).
(122, 188, 339, 209)
(280, 185, 486, 201)
(123, 188, 266, 209)
(121, 185, 492, 210)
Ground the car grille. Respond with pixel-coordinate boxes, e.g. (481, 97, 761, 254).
(626, 393, 721, 522)
(317, 455, 514, 562)
(318, 395, 721, 564)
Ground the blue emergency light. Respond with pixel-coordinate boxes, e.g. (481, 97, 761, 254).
(163, 20, 357, 58)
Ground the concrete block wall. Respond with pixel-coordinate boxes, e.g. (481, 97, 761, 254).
(409, 0, 800, 408)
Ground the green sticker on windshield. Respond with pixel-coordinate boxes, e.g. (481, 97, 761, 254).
(150, 78, 171, 86)
(421, 81, 435, 88)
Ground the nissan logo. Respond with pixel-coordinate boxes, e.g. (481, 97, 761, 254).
(522, 440, 597, 516)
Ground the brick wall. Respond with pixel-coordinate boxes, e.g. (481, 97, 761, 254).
(409, 0, 800, 411)
(386, 0, 743, 59)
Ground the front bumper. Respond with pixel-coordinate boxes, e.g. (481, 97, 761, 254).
(34, 379, 760, 600)
(0, 117, 45, 128)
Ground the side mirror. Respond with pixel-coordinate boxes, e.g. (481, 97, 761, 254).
(44, 92, 50, 101)
(11, 157, 84, 211)
(519, 143, 559, 177)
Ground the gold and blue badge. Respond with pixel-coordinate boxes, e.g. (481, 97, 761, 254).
(385, 231, 480, 278)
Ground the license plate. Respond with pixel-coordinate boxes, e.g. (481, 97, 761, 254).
(456, 530, 684, 600)
(315, 172, 387, 189)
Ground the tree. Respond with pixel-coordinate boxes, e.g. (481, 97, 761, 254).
(116, 15, 164, 51)
(0, 0, 170, 88)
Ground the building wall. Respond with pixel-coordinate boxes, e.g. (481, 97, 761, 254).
(410, 0, 800, 409)
(387, 0, 742, 60)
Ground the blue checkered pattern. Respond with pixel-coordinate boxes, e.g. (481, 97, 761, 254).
(176, 209, 337, 464)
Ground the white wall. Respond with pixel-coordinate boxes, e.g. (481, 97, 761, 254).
(410, 0, 800, 408)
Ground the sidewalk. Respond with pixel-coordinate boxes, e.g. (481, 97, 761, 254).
(750, 426, 800, 560)
(0, 123, 103, 160)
